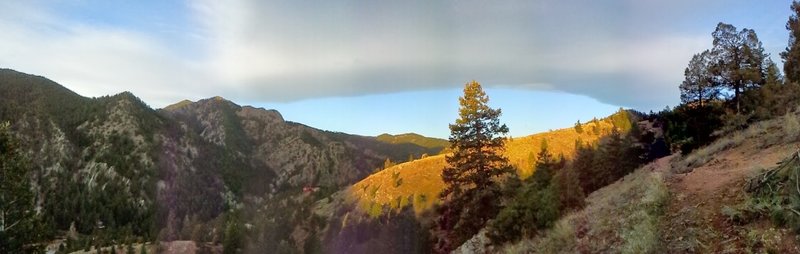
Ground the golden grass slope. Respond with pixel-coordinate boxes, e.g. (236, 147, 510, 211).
(350, 118, 621, 215)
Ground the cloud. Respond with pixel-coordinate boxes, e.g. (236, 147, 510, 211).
(190, 0, 716, 109)
(0, 0, 776, 110)
(0, 2, 215, 107)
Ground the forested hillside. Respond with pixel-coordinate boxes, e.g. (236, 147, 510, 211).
(0, 69, 440, 253)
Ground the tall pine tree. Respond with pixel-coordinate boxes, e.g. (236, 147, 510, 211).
(709, 22, 768, 113)
(679, 50, 719, 107)
(0, 122, 43, 253)
(782, 1, 800, 83)
(433, 81, 512, 253)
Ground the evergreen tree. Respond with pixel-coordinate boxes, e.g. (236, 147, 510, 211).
(764, 58, 784, 86)
(679, 50, 719, 107)
(573, 142, 598, 193)
(433, 81, 512, 253)
(754, 58, 800, 118)
(530, 140, 554, 187)
(223, 212, 242, 254)
(782, 1, 800, 83)
(709, 22, 768, 113)
(596, 129, 625, 186)
(574, 120, 584, 134)
(0, 122, 43, 253)
(554, 165, 585, 211)
(487, 144, 559, 244)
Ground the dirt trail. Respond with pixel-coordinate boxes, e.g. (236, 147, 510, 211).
(659, 140, 799, 253)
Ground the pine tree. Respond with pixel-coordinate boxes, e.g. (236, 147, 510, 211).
(782, 1, 800, 83)
(554, 164, 585, 211)
(487, 144, 559, 244)
(598, 129, 626, 185)
(223, 213, 242, 254)
(574, 120, 584, 134)
(530, 140, 554, 187)
(0, 122, 43, 253)
(573, 142, 599, 193)
(709, 22, 768, 113)
(679, 50, 719, 107)
(764, 58, 784, 86)
(433, 81, 512, 253)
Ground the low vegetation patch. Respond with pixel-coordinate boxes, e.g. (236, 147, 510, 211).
(501, 167, 668, 253)
(672, 113, 800, 174)
(744, 151, 800, 231)
(350, 155, 446, 216)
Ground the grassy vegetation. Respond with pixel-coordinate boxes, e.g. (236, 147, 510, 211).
(350, 111, 627, 215)
(505, 119, 618, 178)
(350, 155, 446, 215)
(674, 110, 800, 174)
(501, 168, 668, 253)
(162, 99, 193, 111)
(744, 149, 800, 232)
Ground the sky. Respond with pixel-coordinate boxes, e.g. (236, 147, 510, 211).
(0, 1, 794, 138)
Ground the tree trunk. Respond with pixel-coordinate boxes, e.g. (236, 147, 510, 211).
(735, 81, 741, 114)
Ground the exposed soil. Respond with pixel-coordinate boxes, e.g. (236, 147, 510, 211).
(660, 140, 800, 253)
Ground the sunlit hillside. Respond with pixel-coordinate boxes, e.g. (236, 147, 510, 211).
(376, 133, 449, 152)
(350, 110, 631, 215)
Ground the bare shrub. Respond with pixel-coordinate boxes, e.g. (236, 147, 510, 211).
(782, 112, 800, 143)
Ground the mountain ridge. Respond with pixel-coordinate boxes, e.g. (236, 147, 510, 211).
(0, 68, 443, 252)
(376, 132, 449, 154)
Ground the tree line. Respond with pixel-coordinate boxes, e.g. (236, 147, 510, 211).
(670, 3, 800, 153)
(431, 82, 660, 252)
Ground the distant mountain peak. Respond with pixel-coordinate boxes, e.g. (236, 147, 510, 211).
(375, 132, 449, 151)
(112, 91, 138, 100)
(198, 96, 239, 107)
(163, 99, 193, 111)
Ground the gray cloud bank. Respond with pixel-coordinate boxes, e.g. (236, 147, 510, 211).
(1, 0, 785, 109)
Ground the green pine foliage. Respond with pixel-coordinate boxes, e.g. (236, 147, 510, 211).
(0, 122, 44, 253)
(223, 211, 242, 254)
(553, 163, 585, 212)
(782, 1, 800, 83)
(488, 145, 562, 243)
(672, 19, 800, 151)
(433, 81, 513, 253)
(489, 110, 653, 246)
(574, 120, 584, 134)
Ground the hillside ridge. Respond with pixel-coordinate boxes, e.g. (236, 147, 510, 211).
(349, 110, 633, 215)
(0, 69, 443, 252)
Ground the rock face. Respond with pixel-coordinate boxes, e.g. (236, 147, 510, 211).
(0, 68, 436, 251)
(161, 96, 427, 190)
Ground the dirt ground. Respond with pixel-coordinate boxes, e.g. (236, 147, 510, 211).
(659, 140, 800, 253)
